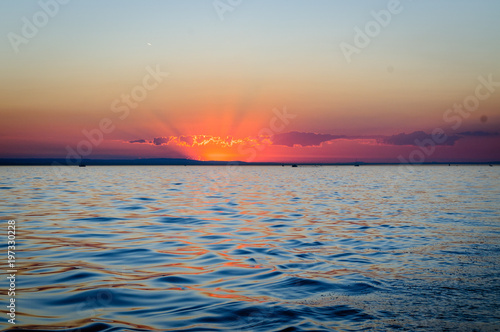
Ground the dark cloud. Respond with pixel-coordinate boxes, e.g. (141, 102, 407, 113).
(458, 131, 499, 137)
(153, 137, 172, 146)
(271, 131, 344, 147)
(126, 130, 498, 150)
(129, 139, 147, 144)
(381, 131, 461, 146)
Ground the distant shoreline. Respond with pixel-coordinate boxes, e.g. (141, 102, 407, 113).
(0, 158, 498, 166)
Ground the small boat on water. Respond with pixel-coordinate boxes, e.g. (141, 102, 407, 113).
(79, 164, 86, 167)
(291, 164, 298, 167)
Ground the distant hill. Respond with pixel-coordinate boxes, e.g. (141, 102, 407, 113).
(0, 158, 238, 166)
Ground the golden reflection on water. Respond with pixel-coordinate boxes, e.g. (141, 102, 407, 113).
(0, 166, 499, 331)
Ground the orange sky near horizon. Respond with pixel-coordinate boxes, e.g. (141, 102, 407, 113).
(1, 1, 499, 163)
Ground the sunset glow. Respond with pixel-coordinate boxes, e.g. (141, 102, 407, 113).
(1, 1, 499, 163)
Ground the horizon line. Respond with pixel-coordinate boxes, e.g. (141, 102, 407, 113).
(0, 158, 498, 166)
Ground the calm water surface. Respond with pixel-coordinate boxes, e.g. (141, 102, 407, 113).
(0, 166, 499, 331)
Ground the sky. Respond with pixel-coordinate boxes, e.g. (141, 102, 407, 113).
(1, 0, 499, 163)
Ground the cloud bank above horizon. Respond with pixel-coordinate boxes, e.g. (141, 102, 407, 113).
(0, 0, 499, 163)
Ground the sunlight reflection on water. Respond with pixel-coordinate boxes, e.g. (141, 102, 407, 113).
(0, 166, 499, 331)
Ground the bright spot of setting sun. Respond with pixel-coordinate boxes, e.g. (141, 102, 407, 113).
(202, 149, 235, 162)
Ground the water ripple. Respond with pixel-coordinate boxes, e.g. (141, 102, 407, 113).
(0, 166, 499, 331)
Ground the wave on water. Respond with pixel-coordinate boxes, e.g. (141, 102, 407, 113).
(1, 166, 499, 331)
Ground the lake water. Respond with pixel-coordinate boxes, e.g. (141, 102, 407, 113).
(1, 166, 499, 331)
